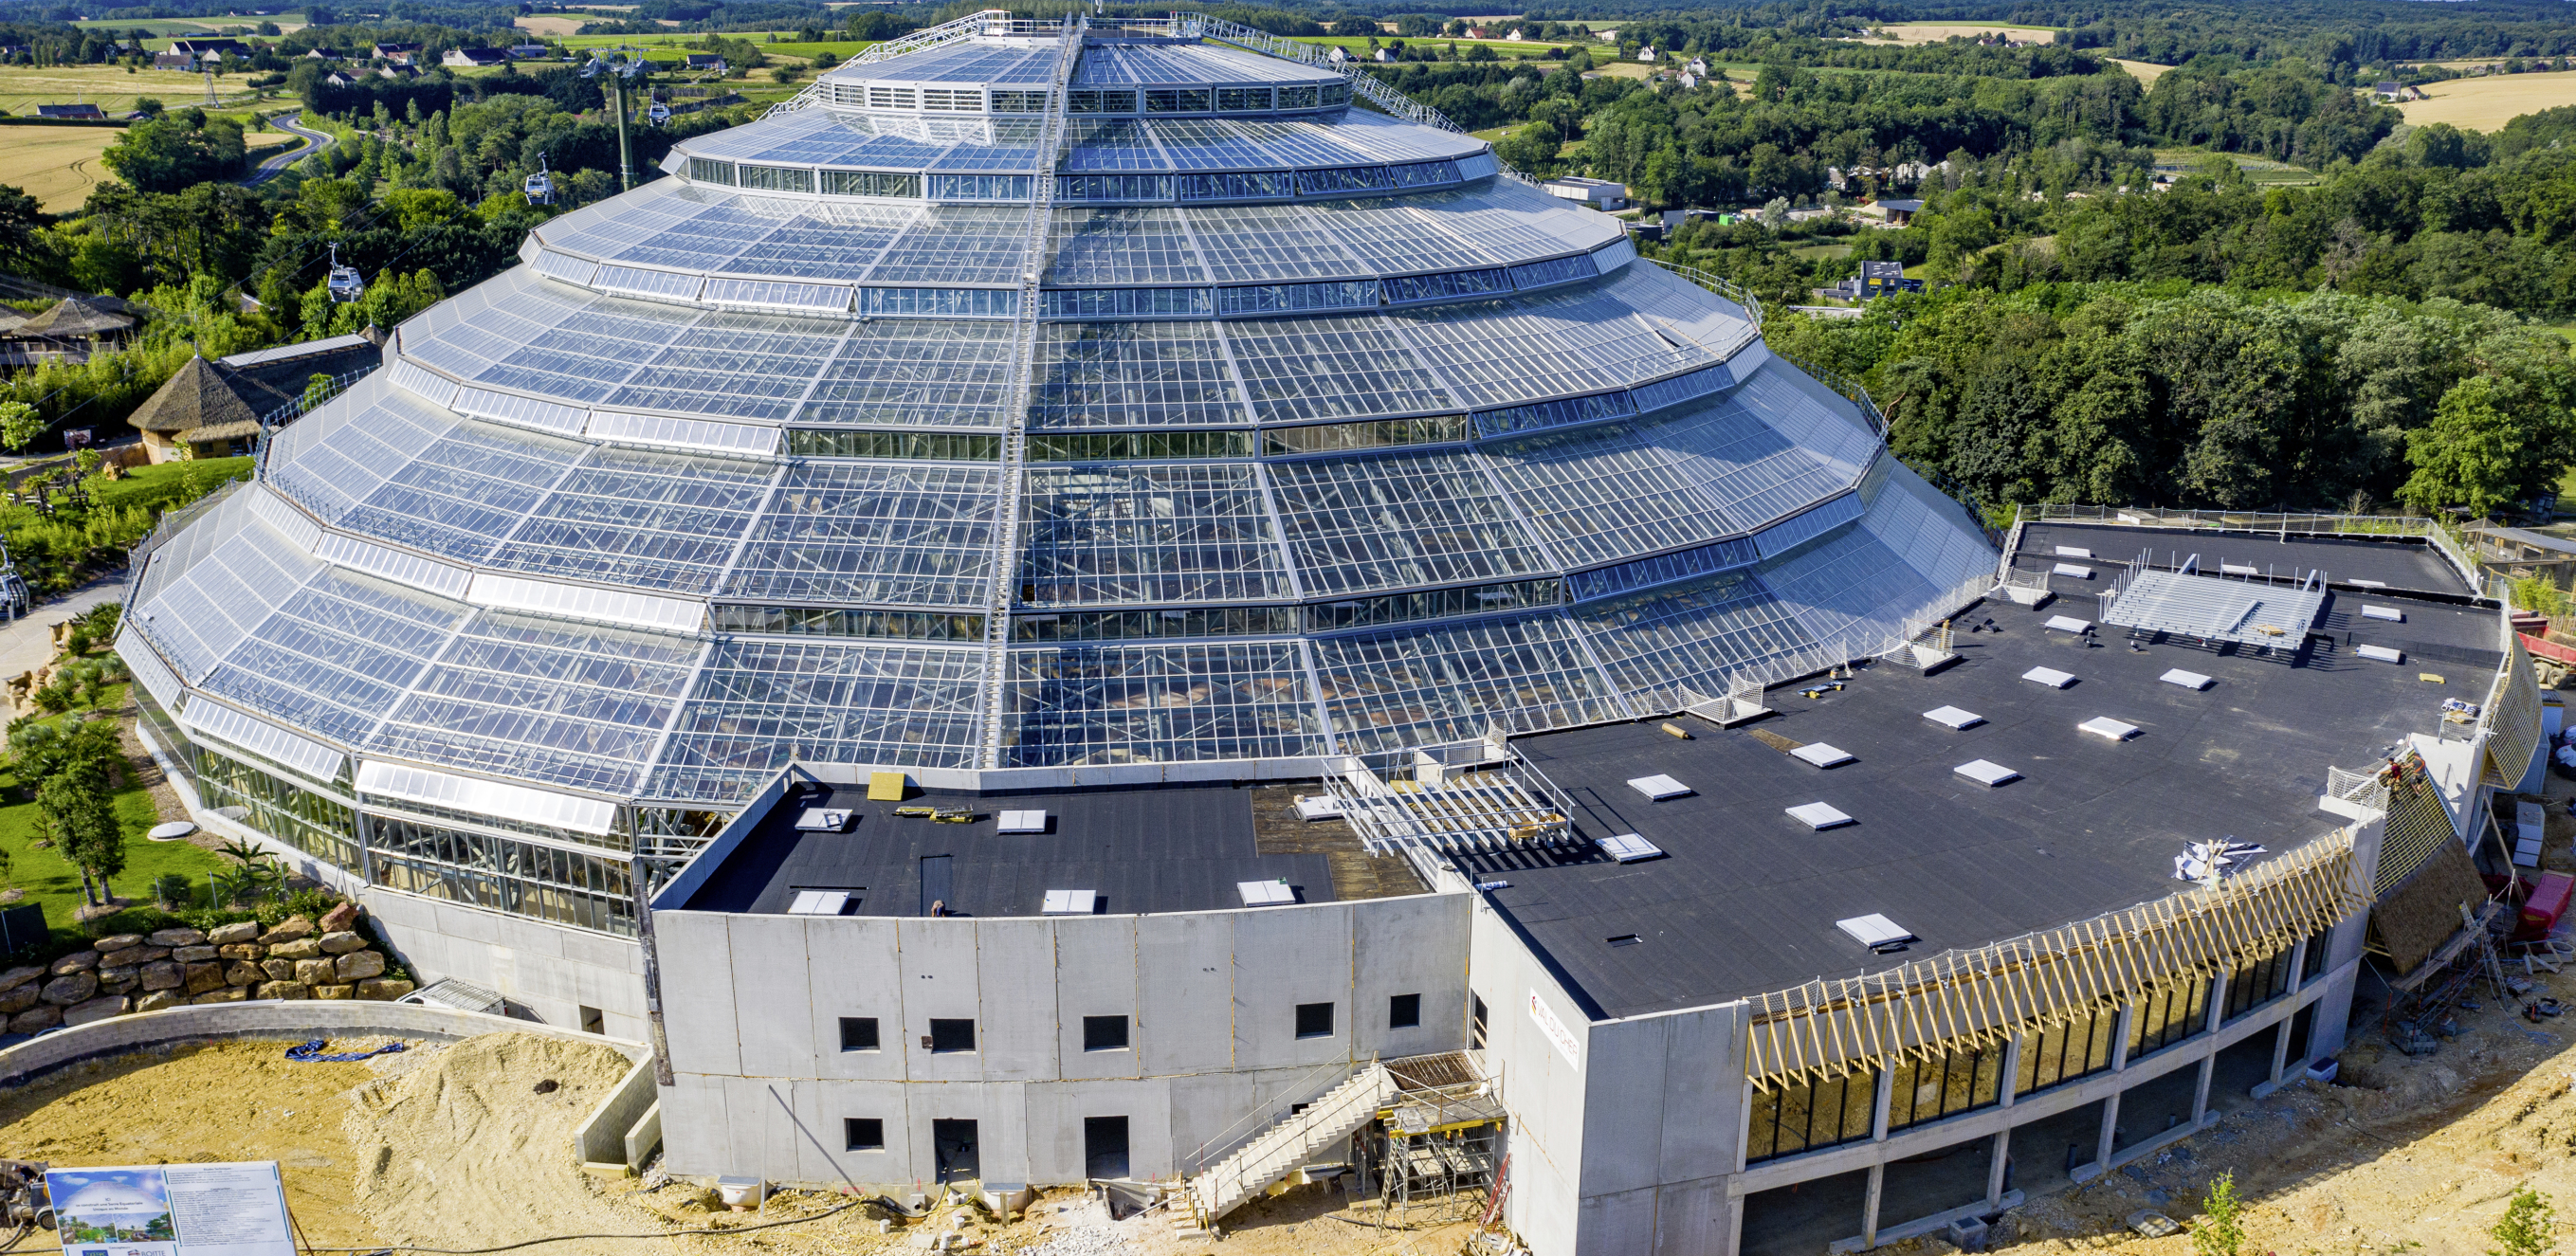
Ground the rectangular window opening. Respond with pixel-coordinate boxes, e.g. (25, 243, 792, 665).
(1294, 1001, 1334, 1040)
(1389, 992, 1421, 1029)
(839, 1016, 881, 1052)
(579, 1005, 604, 1035)
(928, 1018, 977, 1054)
(1083, 1014, 1130, 1052)
(844, 1117, 884, 1151)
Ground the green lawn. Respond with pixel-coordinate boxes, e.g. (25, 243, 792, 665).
(91, 458, 252, 516)
(0, 682, 230, 935)
(1793, 243, 1856, 261)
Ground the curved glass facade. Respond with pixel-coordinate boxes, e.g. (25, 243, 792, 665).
(122, 27, 1998, 931)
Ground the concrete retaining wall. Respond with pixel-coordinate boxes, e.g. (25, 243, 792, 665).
(0, 998, 646, 1092)
(577, 1052, 663, 1170)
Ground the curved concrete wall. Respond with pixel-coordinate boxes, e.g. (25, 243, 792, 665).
(0, 997, 646, 1091)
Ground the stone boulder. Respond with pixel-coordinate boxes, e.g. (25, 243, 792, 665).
(90, 934, 143, 954)
(183, 963, 226, 995)
(40, 971, 98, 1007)
(208, 921, 260, 945)
(97, 964, 137, 988)
(259, 958, 296, 983)
(146, 927, 205, 948)
(222, 961, 264, 987)
(255, 916, 315, 945)
(192, 987, 247, 1005)
(318, 901, 359, 934)
(173, 945, 216, 964)
(138, 961, 184, 992)
(293, 958, 337, 987)
(267, 937, 322, 961)
(216, 943, 263, 962)
(335, 950, 386, 982)
(47, 951, 99, 976)
(63, 995, 125, 1027)
(318, 931, 367, 956)
(134, 991, 183, 1013)
(8, 1005, 60, 1033)
(0, 966, 44, 992)
(313, 984, 355, 1000)
(254, 980, 309, 1001)
(0, 984, 40, 1015)
(354, 977, 415, 1001)
(98, 947, 145, 969)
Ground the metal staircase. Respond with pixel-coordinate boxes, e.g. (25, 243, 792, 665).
(977, 13, 1081, 767)
(1180, 1061, 1398, 1231)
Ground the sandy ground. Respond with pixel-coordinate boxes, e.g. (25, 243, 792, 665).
(2400, 71, 2576, 133)
(0, 1030, 1495, 1255)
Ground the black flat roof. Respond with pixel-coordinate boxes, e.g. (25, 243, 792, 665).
(675, 782, 1337, 919)
(2015, 521, 2473, 597)
(1471, 525, 2506, 1021)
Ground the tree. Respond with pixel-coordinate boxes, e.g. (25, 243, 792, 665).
(2192, 1172, 2244, 1256)
(100, 111, 247, 193)
(33, 743, 121, 907)
(0, 184, 44, 271)
(0, 402, 44, 454)
(2402, 374, 2539, 518)
(2494, 1187, 2556, 1256)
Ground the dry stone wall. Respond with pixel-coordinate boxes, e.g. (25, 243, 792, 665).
(0, 902, 412, 1033)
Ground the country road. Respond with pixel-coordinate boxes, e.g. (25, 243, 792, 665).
(245, 112, 335, 184)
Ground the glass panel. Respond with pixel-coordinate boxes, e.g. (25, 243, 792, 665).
(1032, 321, 1244, 428)
(485, 446, 775, 594)
(723, 200, 920, 280)
(1570, 572, 1817, 709)
(1013, 606, 1297, 643)
(1261, 415, 1469, 456)
(867, 206, 1032, 283)
(1310, 613, 1626, 754)
(2128, 972, 2213, 1059)
(1264, 451, 1547, 595)
(1744, 1065, 1878, 1165)
(1046, 207, 1206, 285)
(1758, 525, 1940, 653)
(2016, 1007, 2120, 1095)
(722, 463, 999, 607)
(369, 815, 635, 936)
(1019, 464, 1289, 604)
(799, 319, 1018, 428)
(2223, 948, 2293, 1022)
(606, 309, 850, 423)
(1221, 316, 1455, 423)
(1396, 287, 1714, 409)
(193, 750, 361, 871)
(1884, 1044, 2003, 1135)
(367, 610, 703, 796)
(1303, 580, 1559, 632)
(1003, 642, 1322, 767)
(267, 383, 463, 525)
(1182, 205, 1362, 281)
(712, 605, 983, 642)
(200, 567, 470, 746)
(649, 640, 988, 801)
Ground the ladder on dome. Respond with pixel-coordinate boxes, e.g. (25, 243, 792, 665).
(978, 13, 1082, 767)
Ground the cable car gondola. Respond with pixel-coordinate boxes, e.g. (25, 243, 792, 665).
(325, 244, 363, 304)
(647, 100, 671, 125)
(523, 153, 555, 206)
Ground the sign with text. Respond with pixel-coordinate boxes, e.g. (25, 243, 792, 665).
(47, 1161, 294, 1256)
(1528, 988, 1582, 1069)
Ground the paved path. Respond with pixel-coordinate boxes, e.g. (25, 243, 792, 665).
(0, 573, 125, 686)
(245, 113, 335, 185)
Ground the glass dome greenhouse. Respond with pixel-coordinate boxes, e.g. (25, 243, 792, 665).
(120, 13, 1999, 864)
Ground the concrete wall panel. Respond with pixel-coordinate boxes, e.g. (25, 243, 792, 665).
(1053, 917, 1141, 1082)
(898, 919, 985, 1082)
(1579, 1016, 1670, 1195)
(976, 919, 1059, 1083)
(1136, 912, 1233, 1076)
(1577, 1184, 1660, 1256)
(1232, 903, 1354, 1071)
(655, 914, 739, 1075)
(1352, 894, 1470, 1058)
(806, 918, 904, 1081)
(1653, 1175, 1729, 1256)
(1657, 1003, 1746, 1185)
(727, 914, 815, 1079)
(807, 1078, 916, 1186)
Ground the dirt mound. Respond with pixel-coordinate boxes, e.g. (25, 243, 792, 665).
(345, 1031, 654, 1254)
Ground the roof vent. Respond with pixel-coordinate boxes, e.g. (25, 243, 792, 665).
(2348, 579, 2387, 589)
(2078, 717, 2140, 741)
(867, 771, 908, 801)
(2023, 666, 2076, 689)
(2053, 563, 2093, 578)
(788, 889, 852, 916)
(2044, 615, 2092, 634)
(1607, 934, 1642, 947)
(2356, 645, 2404, 664)
(1790, 743, 1854, 769)
(1598, 833, 1665, 863)
(794, 808, 854, 832)
(1954, 759, 2019, 787)
(1837, 913, 1916, 953)
(997, 810, 1049, 834)
(1924, 705, 1983, 730)
(1786, 802, 1854, 829)
(1041, 889, 1096, 916)
(1628, 774, 1692, 801)
(1292, 794, 1343, 821)
(1237, 880, 1295, 907)
(2160, 668, 2213, 690)
(2362, 605, 2404, 623)
(2054, 545, 2094, 559)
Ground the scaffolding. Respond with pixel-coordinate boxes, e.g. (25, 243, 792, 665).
(1356, 1052, 1505, 1230)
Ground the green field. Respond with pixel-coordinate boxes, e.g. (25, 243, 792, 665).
(1288, 34, 1568, 59)
(0, 681, 230, 934)
(2152, 149, 2325, 185)
(0, 63, 274, 122)
(72, 17, 304, 36)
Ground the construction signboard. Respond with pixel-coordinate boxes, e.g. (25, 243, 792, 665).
(46, 1161, 293, 1256)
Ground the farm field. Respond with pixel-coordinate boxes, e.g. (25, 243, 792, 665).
(0, 64, 265, 116)
(1855, 22, 2062, 45)
(2113, 58, 2173, 84)
(1288, 34, 1568, 59)
(512, 13, 591, 36)
(71, 17, 301, 35)
(0, 125, 119, 211)
(2398, 69, 2576, 132)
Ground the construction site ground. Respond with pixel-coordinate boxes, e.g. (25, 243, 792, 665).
(0, 1028, 1489, 1255)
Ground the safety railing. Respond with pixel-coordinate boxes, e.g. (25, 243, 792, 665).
(2016, 504, 2496, 596)
(1642, 258, 1764, 329)
(764, 7, 1020, 118)
(977, 13, 1082, 767)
